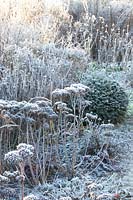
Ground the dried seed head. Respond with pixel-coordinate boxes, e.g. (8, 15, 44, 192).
(52, 89, 70, 98)
(18, 148, 34, 160)
(3, 171, 19, 179)
(53, 101, 72, 113)
(17, 143, 34, 153)
(0, 175, 10, 184)
(4, 150, 23, 165)
(86, 113, 98, 120)
(100, 123, 114, 129)
(65, 83, 90, 96)
(5, 144, 34, 165)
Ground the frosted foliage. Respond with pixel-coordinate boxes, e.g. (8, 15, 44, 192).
(0, 0, 132, 102)
(0, 44, 87, 101)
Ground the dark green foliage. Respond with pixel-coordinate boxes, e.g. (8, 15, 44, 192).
(81, 74, 128, 124)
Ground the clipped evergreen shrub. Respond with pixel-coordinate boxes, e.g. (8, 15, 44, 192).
(81, 72, 129, 124)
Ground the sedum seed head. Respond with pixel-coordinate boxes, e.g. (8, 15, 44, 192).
(3, 171, 19, 179)
(100, 123, 114, 129)
(4, 143, 34, 165)
(17, 143, 34, 152)
(0, 174, 10, 184)
(4, 150, 23, 165)
(18, 148, 34, 160)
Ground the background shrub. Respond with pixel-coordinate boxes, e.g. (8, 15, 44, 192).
(81, 72, 129, 124)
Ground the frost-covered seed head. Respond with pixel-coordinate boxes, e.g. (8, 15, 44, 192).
(4, 150, 23, 165)
(65, 86, 81, 95)
(100, 123, 114, 129)
(52, 89, 70, 98)
(64, 83, 90, 96)
(17, 143, 34, 153)
(0, 175, 10, 184)
(54, 101, 70, 112)
(3, 171, 19, 178)
(71, 83, 90, 92)
(86, 113, 98, 120)
(18, 148, 34, 160)
(4, 144, 34, 165)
